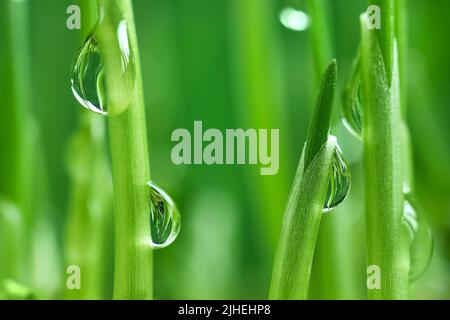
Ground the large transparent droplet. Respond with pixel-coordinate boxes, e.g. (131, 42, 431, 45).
(148, 182, 181, 249)
(71, 34, 106, 115)
(323, 143, 351, 212)
(402, 195, 433, 281)
(279, 7, 310, 31)
(70, 21, 135, 116)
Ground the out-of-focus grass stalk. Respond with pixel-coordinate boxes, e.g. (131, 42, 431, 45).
(361, 1, 409, 299)
(307, 0, 352, 300)
(229, 0, 289, 249)
(64, 0, 113, 300)
(307, 0, 332, 84)
(64, 115, 112, 299)
(97, 0, 153, 299)
(395, 0, 407, 114)
(0, 0, 34, 283)
(270, 61, 337, 299)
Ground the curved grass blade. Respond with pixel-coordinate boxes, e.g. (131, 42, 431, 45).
(270, 60, 338, 300)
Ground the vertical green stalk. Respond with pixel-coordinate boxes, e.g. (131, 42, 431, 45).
(0, 0, 33, 283)
(369, 0, 394, 80)
(64, 115, 112, 299)
(395, 0, 407, 114)
(307, 0, 351, 300)
(395, 0, 412, 188)
(229, 0, 290, 249)
(307, 0, 332, 84)
(65, 0, 113, 300)
(270, 61, 337, 299)
(96, 0, 152, 299)
(361, 0, 409, 299)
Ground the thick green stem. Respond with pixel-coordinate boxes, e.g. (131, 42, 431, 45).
(369, 0, 394, 80)
(360, 5, 409, 299)
(97, 0, 152, 299)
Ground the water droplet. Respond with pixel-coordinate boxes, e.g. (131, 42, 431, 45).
(342, 77, 363, 139)
(148, 182, 181, 249)
(342, 55, 363, 139)
(71, 21, 135, 116)
(323, 143, 351, 212)
(403, 182, 412, 195)
(71, 34, 106, 115)
(279, 7, 310, 31)
(402, 195, 433, 281)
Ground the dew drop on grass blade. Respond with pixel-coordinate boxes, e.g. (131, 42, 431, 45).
(299, 139, 351, 213)
(323, 143, 351, 213)
(147, 182, 181, 249)
(402, 194, 434, 281)
(71, 21, 135, 116)
(342, 52, 363, 140)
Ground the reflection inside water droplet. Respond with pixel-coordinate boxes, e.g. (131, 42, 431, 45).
(342, 76, 363, 139)
(148, 181, 181, 249)
(402, 194, 433, 281)
(71, 34, 107, 115)
(342, 55, 363, 140)
(279, 7, 310, 31)
(323, 143, 351, 213)
(70, 21, 135, 116)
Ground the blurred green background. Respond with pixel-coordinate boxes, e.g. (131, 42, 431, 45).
(0, 0, 449, 299)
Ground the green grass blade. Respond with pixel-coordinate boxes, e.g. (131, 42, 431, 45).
(269, 135, 337, 299)
(368, 0, 395, 80)
(307, 0, 333, 84)
(360, 12, 409, 299)
(64, 0, 113, 300)
(270, 60, 337, 299)
(0, 199, 26, 281)
(228, 0, 290, 248)
(304, 60, 337, 169)
(96, 0, 153, 300)
(0, 0, 34, 284)
(64, 114, 113, 300)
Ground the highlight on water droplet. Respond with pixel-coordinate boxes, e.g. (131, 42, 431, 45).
(71, 34, 107, 115)
(402, 195, 433, 281)
(117, 20, 132, 72)
(147, 181, 181, 249)
(70, 20, 135, 116)
(279, 7, 310, 31)
(323, 142, 351, 213)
